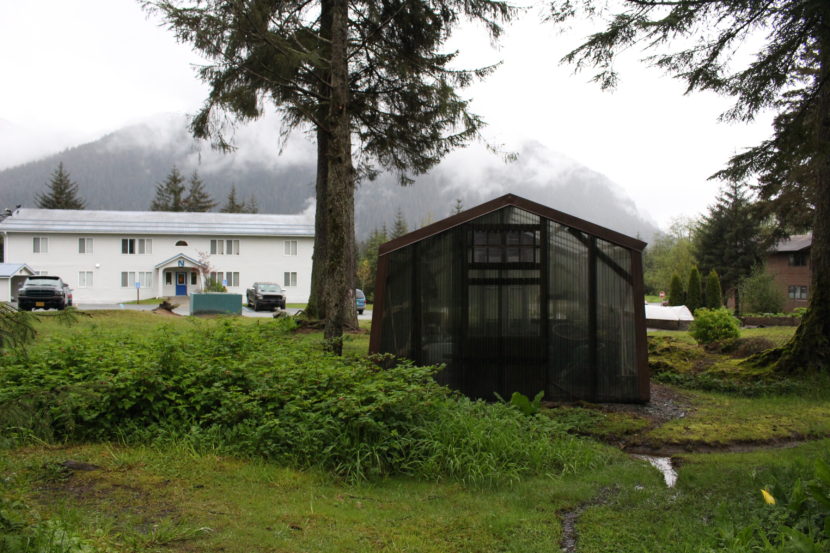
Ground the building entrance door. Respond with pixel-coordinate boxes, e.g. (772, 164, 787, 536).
(175, 272, 187, 296)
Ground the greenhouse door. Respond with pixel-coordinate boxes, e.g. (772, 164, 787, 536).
(462, 223, 546, 400)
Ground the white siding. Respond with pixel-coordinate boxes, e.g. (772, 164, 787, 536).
(3, 232, 314, 304)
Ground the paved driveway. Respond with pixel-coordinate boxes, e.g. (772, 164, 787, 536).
(74, 302, 372, 320)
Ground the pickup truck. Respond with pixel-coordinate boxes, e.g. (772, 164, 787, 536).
(17, 275, 70, 311)
(246, 282, 287, 311)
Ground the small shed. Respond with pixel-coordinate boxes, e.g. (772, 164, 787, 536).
(369, 194, 649, 403)
(0, 263, 35, 303)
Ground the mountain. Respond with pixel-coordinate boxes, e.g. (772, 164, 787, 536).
(0, 114, 658, 242)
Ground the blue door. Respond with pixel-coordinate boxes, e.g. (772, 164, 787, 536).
(175, 272, 187, 296)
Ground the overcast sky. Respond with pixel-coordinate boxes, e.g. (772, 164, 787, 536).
(0, 0, 773, 230)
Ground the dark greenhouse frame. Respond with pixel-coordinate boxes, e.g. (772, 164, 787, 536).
(369, 194, 649, 403)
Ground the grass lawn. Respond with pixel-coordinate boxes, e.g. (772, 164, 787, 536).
(3, 313, 830, 552)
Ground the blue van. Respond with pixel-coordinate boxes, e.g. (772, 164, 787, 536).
(356, 289, 366, 314)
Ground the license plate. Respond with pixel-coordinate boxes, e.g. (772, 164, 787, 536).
(35, 302, 45, 307)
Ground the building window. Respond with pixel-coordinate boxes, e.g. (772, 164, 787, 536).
(788, 285, 808, 300)
(122, 238, 152, 254)
(33, 237, 48, 253)
(210, 239, 240, 255)
(788, 252, 808, 266)
(165, 272, 172, 285)
(470, 227, 540, 265)
(227, 272, 239, 287)
(190, 272, 197, 285)
(175, 240, 188, 246)
(284, 272, 297, 287)
(121, 272, 152, 288)
(121, 272, 135, 287)
(78, 238, 93, 254)
(78, 271, 93, 288)
(209, 271, 223, 285)
(284, 240, 298, 256)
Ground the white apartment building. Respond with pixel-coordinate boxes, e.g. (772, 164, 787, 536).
(0, 208, 314, 304)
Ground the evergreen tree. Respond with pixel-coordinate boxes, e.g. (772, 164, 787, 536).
(356, 226, 389, 301)
(694, 183, 766, 313)
(151, 167, 186, 211)
(391, 209, 409, 239)
(452, 199, 464, 215)
(686, 266, 702, 313)
(149, 0, 513, 353)
(549, 0, 830, 371)
(36, 162, 85, 210)
(220, 185, 246, 213)
(244, 196, 259, 214)
(668, 274, 685, 307)
(183, 170, 216, 212)
(705, 270, 723, 309)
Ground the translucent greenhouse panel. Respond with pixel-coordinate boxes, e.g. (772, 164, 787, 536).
(547, 222, 592, 400)
(595, 239, 638, 401)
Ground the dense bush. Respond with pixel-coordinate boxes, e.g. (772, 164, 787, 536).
(740, 267, 785, 314)
(687, 266, 702, 312)
(690, 308, 741, 345)
(0, 320, 606, 484)
(705, 269, 723, 309)
(669, 273, 685, 306)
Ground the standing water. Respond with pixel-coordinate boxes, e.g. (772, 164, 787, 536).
(632, 455, 677, 487)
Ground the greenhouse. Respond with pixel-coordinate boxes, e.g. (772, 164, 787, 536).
(369, 194, 649, 403)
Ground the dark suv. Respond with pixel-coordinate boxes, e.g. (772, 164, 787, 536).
(246, 282, 287, 311)
(17, 276, 70, 311)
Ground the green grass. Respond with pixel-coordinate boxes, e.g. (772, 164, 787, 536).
(0, 442, 629, 553)
(648, 388, 830, 444)
(122, 296, 172, 305)
(7, 440, 828, 553)
(578, 440, 830, 552)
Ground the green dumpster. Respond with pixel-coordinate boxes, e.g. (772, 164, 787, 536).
(190, 293, 242, 315)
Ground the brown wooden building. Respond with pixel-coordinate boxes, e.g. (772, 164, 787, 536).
(369, 194, 650, 403)
(767, 233, 812, 312)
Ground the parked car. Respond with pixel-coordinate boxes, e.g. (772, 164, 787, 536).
(17, 275, 70, 311)
(246, 282, 286, 311)
(356, 289, 366, 315)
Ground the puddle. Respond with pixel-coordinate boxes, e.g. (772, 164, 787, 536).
(632, 455, 677, 487)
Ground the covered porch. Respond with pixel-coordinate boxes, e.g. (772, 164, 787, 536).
(154, 254, 205, 298)
(0, 263, 35, 302)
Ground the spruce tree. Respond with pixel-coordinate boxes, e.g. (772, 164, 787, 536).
(549, 0, 830, 371)
(668, 274, 685, 307)
(244, 196, 259, 214)
(220, 186, 246, 213)
(686, 266, 702, 313)
(391, 209, 409, 239)
(694, 183, 766, 310)
(706, 270, 723, 309)
(149, 0, 513, 353)
(183, 171, 216, 212)
(452, 199, 464, 215)
(36, 162, 85, 210)
(151, 167, 186, 211)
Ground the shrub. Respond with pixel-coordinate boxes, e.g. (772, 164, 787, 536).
(668, 273, 685, 306)
(705, 269, 723, 308)
(0, 320, 607, 485)
(203, 278, 227, 292)
(740, 267, 785, 314)
(687, 266, 702, 312)
(689, 307, 740, 345)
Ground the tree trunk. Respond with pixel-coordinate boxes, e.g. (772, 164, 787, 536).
(304, 2, 333, 321)
(776, 32, 830, 373)
(321, 0, 357, 353)
(305, 127, 329, 320)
